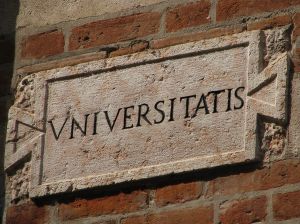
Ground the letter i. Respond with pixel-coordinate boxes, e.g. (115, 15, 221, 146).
(226, 89, 233, 112)
(93, 112, 100, 135)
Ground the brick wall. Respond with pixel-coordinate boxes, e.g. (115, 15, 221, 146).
(5, 159, 300, 223)
(15, 0, 300, 70)
(2, 0, 300, 223)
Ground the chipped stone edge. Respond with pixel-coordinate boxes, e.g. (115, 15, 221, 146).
(31, 150, 251, 198)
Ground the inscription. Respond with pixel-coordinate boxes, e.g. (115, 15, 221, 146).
(48, 87, 245, 140)
(42, 45, 248, 185)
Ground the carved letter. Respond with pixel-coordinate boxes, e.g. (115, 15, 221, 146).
(137, 103, 152, 127)
(193, 94, 209, 117)
(48, 117, 69, 140)
(70, 114, 89, 139)
(234, 87, 245, 110)
(154, 100, 165, 124)
(104, 108, 122, 131)
(180, 95, 196, 118)
(208, 89, 226, 113)
(123, 106, 134, 129)
(226, 88, 233, 112)
(169, 98, 176, 122)
(93, 112, 100, 135)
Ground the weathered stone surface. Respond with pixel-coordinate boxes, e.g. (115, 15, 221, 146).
(5, 31, 290, 197)
(14, 74, 35, 113)
(261, 122, 286, 162)
(44, 45, 247, 184)
(8, 162, 30, 201)
(264, 26, 291, 63)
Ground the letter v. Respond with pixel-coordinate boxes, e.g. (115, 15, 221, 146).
(48, 118, 69, 140)
(104, 108, 122, 131)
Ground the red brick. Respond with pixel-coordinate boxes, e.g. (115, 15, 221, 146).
(88, 191, 148, 216)
(121, 206, 213, 224)
(151, 25, 245, 49)
(208, 159, 300, 196)
(154, 182, 202, 207)
(109, 41, 149, 58)
(69, 13, 160, 51)
(59, 198, 88, 220)
(166, 1, 211, 33)
(219, 196, 267, 224)
(217, 0, 300, 21)
(293, 13, 300, 41)
(293, 27, 300, 70)
(273, 190, 300, 220)
(292, 57, 300, 72)
(6, 202, 49, 224)
(292, 37, 300, 63)
(21, 30, 65, 59)
(247, 15, 292, 31)
(59, 190, 148, 221)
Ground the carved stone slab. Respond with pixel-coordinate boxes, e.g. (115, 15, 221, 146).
(5, 31, 290, 197)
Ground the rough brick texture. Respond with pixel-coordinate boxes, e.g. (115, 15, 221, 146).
(208, 159, 300, 196)
(109, 41, 149, 58)
(151, 25, 245, 49)
(247, 15, 292, 30)
(292, 14, 300, 71)
(59, 190, 148, 221)
(21, 30, 65, 59)
(121, 206, 214, 224)
(293, 13, 300, 40)
(69, 13, 160, 50)
(293, 37, 300, 72)
(154, 182, 202, 207)
(217, 0, 300, 21)
(273, 190, 300, 221)
(17, 51, 107, 75)
(166, 1, 211, 32)
(219, 196, 267, 224)
(6, 203, 48, 224)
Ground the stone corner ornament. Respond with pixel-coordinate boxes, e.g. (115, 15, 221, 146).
(5, 30, 290, 198)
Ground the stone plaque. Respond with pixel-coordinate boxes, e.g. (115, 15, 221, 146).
(5, 31, 289, 197)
